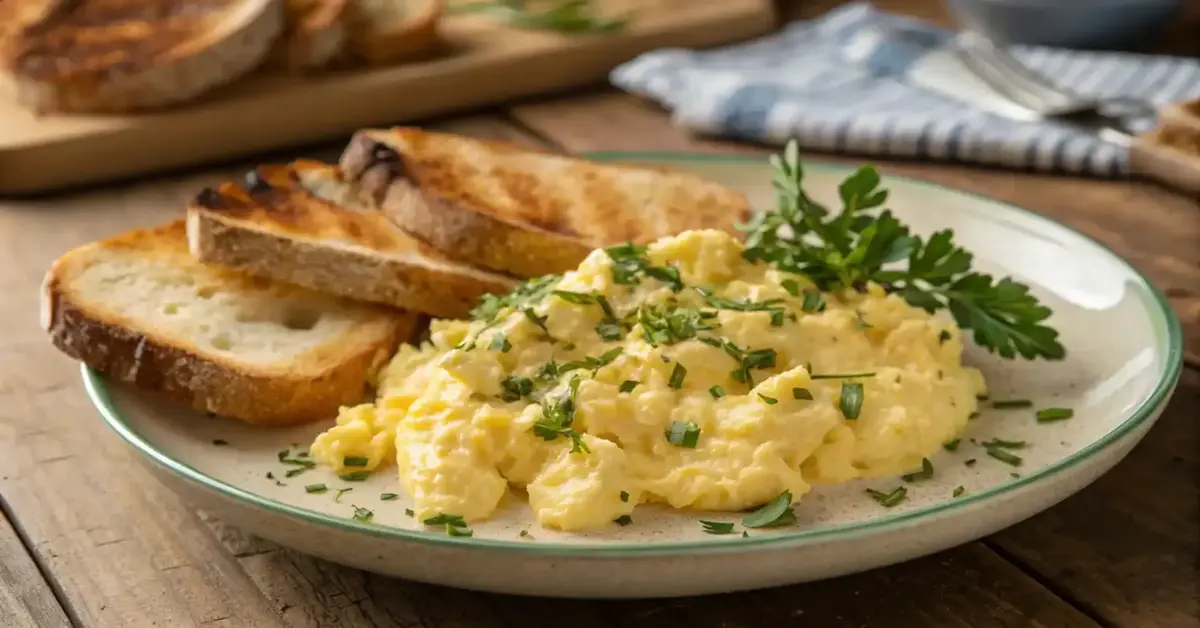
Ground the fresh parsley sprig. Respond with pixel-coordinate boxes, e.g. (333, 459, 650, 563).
(739, 140, 1064, 360)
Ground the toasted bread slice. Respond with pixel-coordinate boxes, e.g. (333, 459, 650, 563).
(41, 221, 417, 425)
(269, 0, 351, 71)
(186, 160, 518, 319)
(345, 0, 444, 66)
(0, 0, 284, 113)
(339, 128, 754, 278)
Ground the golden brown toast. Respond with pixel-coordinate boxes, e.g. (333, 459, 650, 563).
(339, 128, 754, 278)
(269, 0, 351, 71)
(186, 160, 517, 319)
(345, 0, 445, 66)
(1, 0, 283, 113)
(42, 221, 417, 425)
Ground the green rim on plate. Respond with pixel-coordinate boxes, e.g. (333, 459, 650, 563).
(82, 153, 1184, 557)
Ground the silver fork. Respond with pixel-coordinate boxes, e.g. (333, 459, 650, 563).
(953, 31, 1157, 144)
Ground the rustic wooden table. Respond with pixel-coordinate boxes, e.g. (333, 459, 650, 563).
(1, 3, 1198, 627)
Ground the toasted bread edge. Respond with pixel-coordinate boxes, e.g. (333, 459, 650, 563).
(41, 256, 411, 426)
(186, 208, 516, 318)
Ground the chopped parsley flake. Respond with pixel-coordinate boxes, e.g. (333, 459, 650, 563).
(500, 375, 534, 402)
(469, 274, 560, 323)
(943, 438, 961, 452)
(305, 484, 327, 494)
(380, 493, 398, 501)
(668, 362, 688, 389)
(489, 332, 511, 353)
(604, 244, 683, 291)
(780, 279, 801, 296)
(343, 456, 369, 467)
(801, 291, 826, 313)
(792, 387, 813, 400)
(992, 399, 1033, 409)
(952, 486, 965, 498)
(339, 471, 370, 481)
(351, 506, 374, 523)
(939, 330, 952, 344)
(532, 377, 589, 453)
(758, 394, 778, 405)
(620, 491, 630, 503)
(613, 515, 633, 526)
(709, 385, 726, 399)
(618, 380, 639, 393)
(901, 458, 934, 482)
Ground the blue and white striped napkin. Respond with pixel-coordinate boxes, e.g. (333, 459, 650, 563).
(610, 2, 1200, 177)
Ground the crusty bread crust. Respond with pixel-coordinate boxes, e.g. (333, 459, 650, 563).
(2, 0, 284, 113)
(339, 128, 754, 278)
(41, 222, 419, 425)
(347, 0, 446, 66)
(269, 0, 350, 71)
(186, 162, 517, 318)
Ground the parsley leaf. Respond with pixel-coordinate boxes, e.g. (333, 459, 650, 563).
(470, 275, 560, 322)
(739, 139, 1064, 360)
(742, 492, 795, 528)
(532, 377, 590, 453)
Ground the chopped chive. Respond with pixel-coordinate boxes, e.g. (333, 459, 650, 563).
(943, 438, 961, 452)
(665, 420, 701, 448)
(901, 458, 934, 482)
(1036, 407, 1073, 422)
(792, 387, 813, 400)
(668, 362, 687, 389)
(265, 472, 275, 480)
(981, 438, 1026, 449)
(614, 515, 633, 526)
(519, 530, 531, 538)
(339, 471, 370, 481)
(700, 520, 736, 535)
(952, 486, 965, 498)
(865, 486, 907, 507)
(839, 382, 864, 420)
(212, 439, 228, 446)
(404, 508, 415, 517)
(305, 484, 327, 494)
(284, 467, 308, 478)
(938, 330, 952, 344)
(351, 506, 374, 523)
(986, 447, 1023, 466)
(334, 488, 353, 502)
(811, 372, 876, 380)
(992, 399, 1032, 409)
(969, 412, 981, 420)
(380, 493, 398, 501)
(709, 385, 726, 399)
(801, 291, 826, 313)
(780, 279, 801, 297)
(563, 343, 577, 351)
(1010, 472, 1021, 479)
(490, 332, 511, 353)
(620, 490, 630, 503)
(965, 458, 977, 467)
(343, 456, 370, 467)
(758, 394, 778, 405)
(424, 513, 467, 527)
(447, 525, 473, 537)
(742, 492, 795, 528)
(619, 380, 639, 393)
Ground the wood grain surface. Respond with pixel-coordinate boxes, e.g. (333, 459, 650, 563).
(1, 2, 1198, 626)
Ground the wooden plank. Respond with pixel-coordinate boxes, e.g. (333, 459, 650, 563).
(0, 0, 776, 195)
(990, 368, 1200, 628)
(507, 90, 1200, 627)
(508, 92, 1200, 366)
(0, 170, 290, 627)
(0, 506, 72, 628)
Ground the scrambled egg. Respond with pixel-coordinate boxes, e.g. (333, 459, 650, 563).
(311, 230, 986, 531)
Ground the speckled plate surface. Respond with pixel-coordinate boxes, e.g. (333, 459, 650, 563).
(82, 154, 1183, 598)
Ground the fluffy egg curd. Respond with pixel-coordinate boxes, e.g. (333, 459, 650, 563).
(310, 230, 987, 532)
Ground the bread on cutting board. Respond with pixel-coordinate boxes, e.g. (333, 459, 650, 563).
(0, 0, 285, 113)
(338, 127, 755, 278)
(185, 160, 517, 319)
(41, 221, 418, 425)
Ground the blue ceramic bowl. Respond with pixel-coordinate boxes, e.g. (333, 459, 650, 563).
(943, 0, 1184, 49)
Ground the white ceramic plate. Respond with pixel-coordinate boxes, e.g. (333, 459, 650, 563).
(83, 154, 1183, 598)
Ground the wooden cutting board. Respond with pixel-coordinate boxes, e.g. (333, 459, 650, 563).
(0, 0, 775, 195)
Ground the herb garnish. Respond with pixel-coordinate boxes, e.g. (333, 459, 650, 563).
(636, 303, 718, 345)
(351, 506, 374, 523)
(810, 372, 876, 380)
(943, 438, 961, 452)
(532, 377, 589, 453)
(334, 488, 352, 502)
(604, 243, 684, 291)
(700, 520, 736, 535)
(665, 420, 701, 448)
(424, 513, 472, 537)
(1036, 407, 1073, 422)
(470, 274, 559, 323)
(952, 486, 966, 498)
(212, 439, 228, 446)
(489, 332, 512, 353)
(839, 382, 864, 419)
(620, 491, 630, 503)
(284, 467, 308, 478)
(698, 290, 786, 326)
(380, 493, 398, 501)
(500, 375, 534, 402)
(901, 458, 934, 482)
(758, 394, 778, 405)
(277, 449, 315, 468)
(742, 491, 796, 528)
(866, 486, 907, 507)
(709, 385, 726, 399)
(618, 380, 639, 393)
(739, 139, 1063, 360)
(985, 447, 1023, 466)
(668, 362, 687, 389)
(560, 347, 623, 374)
(800, 291, 826, 313)
(792, 387, 814, 400)
(339, 471, 370, 481)
(992, 399, 1033, 409)
(343, 456, 369, 467)
(613, 515, 633, 526)
(305, 484, 327, 494)
(701, 337, 778, 388)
